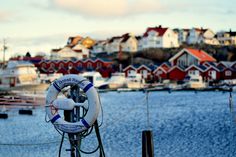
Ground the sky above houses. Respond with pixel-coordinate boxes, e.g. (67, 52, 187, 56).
(0, 0, 235, 60)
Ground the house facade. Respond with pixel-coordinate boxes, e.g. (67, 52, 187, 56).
(38, 58, 113, 77)
(216, 30, 236, 45)
(92, 40, 107, 54)
(67, 36, 96, 49)
(141, 25, 179, 49)
(153, 62, 170, 80)
(120, 33, 138, 53)
(50, 46, 89, 60)
(169, 48, 216, 68)
(187, 28, 219, 45)
(177, 29, 189, 44)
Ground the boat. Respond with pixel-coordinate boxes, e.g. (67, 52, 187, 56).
(183, 74, 206, 89)
(81, 71, 109, 89)
(126, 73, 145, 90)
(0, 61, 49, 92)
(40, 73, 63, 83)
(107, 72, 127, 89)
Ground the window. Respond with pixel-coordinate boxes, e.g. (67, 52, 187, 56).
(225, 70, 232, 76)
(97, 62, 102, 68)
(141, 70, 148, 79)
(59, 63, 64, 68)
(157, 70, 163, 75)
(77, 62, 82, 67)
(50, 63, 55, 68)
(42, 63, 46, 68)
(87, 62, 92, 69)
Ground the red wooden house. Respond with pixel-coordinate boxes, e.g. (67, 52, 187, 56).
(185, 64, 205, 77)
(83, 59, 94, 70)
(168, 66, 186, 81)
(203, 65, 221, 81)
(153, 62, 170, 80)
(220, 67, 236, 80)
(123, 65, 137, 77)
(217, 61, 233, 70)
(136, 65, 152, 80)
(167, 48, 217, 81)
(169, 48, 216, 68)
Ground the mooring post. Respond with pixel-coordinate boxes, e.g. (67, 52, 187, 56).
(142, 130, 154, 157)
(142, 90, 154, 157)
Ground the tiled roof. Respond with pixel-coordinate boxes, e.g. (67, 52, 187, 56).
(218, 61, 234, 68)
(185, 48, 216, 62)
(143, 26, 168, 37)
(227, 30, 236, 36)
(121, 34, 130, 43)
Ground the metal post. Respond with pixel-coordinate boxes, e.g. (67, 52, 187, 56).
(142, 90, 154, 157)
(146, 90, 150, 129)
(64, 85, 82, 157)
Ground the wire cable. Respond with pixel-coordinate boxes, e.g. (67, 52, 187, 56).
(58, 132, 65, 157)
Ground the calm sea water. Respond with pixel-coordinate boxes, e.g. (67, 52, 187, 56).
(0, 91, 235, 157)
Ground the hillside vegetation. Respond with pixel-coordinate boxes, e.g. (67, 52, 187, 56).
(96, 44, 236, 67)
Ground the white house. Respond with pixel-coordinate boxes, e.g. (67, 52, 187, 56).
(177, 29, 189, 44)
(105, 33, 139, 54)
(92, 40, 107, 54)
(216, 30, 236, 45)
(72, 44, 90, 59)
(106, 36, 123, 54)
(140, 25, 179, 49)
(187, 28, 219, 45)
(51, 45, 89, 60)
(51, 47, 76, 60)
(120, 33, 138, 53)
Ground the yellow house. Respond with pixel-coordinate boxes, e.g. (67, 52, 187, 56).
(67, 36, 96, 49)
(80, 37, 96, 49)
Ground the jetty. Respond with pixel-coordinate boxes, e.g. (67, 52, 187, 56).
(0, 94, 44, 109)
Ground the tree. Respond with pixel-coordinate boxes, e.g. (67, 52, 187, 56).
(25, 52, 31, 57)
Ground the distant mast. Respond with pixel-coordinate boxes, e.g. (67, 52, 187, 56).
(2, 39, 7, 64)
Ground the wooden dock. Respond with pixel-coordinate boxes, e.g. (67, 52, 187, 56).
(0, 94, 45, 109)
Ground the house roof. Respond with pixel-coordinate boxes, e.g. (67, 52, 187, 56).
(137, 65, 152, 71)
(121, 33, 131, 43)
(153, 66, 167, 73)
(67, 36, 83, 46)
(169, 48, 216, 62)
(143, 25, 168, 37)
(108, 36, 123, 43)
(185, 64, 206, 72)
(186, 48, 216, 62)
(123, 65, 137, 71)
(168, 65, 185, 72)
(218, 61, 234, 68)
(227, 30, 236, 36)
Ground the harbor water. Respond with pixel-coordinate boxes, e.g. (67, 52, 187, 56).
(0, 91, 236, 157)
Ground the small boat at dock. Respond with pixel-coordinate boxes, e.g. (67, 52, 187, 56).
(0, 61, 49, 92)
(107, 72, 127, 89)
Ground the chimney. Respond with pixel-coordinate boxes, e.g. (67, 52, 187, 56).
(158, 25, 162, 28)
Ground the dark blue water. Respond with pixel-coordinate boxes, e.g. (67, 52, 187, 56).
(0, 91, 235, 157)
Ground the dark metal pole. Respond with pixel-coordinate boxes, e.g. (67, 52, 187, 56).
(64, 85, 82, 157)
(142, 90, 154, 157)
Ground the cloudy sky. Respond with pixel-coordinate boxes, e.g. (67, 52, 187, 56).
(0, 0, 235, 59)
